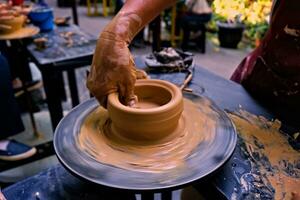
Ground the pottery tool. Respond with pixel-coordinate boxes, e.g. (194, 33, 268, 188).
(180, 70, 193, 91)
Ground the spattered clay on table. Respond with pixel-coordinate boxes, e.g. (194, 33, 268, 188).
(229, 110, 300, 200)
(77, 98, 217, 173)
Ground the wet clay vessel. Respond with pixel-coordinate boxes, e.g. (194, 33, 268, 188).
(107, 79, 183, 142)
(0, 15, 25, 34)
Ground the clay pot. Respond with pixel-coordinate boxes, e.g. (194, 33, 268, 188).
(107, 79, 183, 142)
(0, 15, 25, 34)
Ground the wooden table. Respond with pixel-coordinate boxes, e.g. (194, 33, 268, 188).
(27, 25, 96, 130)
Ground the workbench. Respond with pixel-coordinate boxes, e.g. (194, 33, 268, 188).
(4, 58, 297, 199)
(26, 25, 96, 130)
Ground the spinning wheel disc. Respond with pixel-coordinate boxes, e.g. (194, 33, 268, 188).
(54, 93, 237, 191)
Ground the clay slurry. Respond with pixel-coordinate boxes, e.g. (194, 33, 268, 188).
(77, 98, 217, 173)
(133, 101, 162, 109)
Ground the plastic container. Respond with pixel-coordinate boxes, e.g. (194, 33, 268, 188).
(29, 7, 54, 32)
(217, 21, 245, 49)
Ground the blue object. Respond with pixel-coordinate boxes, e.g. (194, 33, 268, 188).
(37, 0, 48, 7)
(0, 140, 35, 161)
(0, 55, 24, 138)
(3, 165, 135, 200)
(29, 7, 54, 32)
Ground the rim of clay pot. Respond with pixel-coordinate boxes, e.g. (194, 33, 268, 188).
(107, 79, 182, 114)
(107, 79, 183, 141)
(0, 15, 24, 22)
(0, 15, 25, 33)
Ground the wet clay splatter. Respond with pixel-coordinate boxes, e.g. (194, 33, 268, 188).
(229, 110, 300, 200)
(77, 98, 217, 173)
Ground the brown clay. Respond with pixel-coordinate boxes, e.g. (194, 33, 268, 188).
(87, 0, 176, 105)
(0, 26, 39, 40)
(107, 79, 183, 141)
(77, 79, 222, 173)
(77, 79, 227, 173)
(0, 15, 25, 34)
(77, 97, 215, 173)
(229, 111, 300, 200)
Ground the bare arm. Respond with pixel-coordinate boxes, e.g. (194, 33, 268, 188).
(120, 0, 177, 32)
(103, 0, 177, 43)
(87, 0, 176, 107)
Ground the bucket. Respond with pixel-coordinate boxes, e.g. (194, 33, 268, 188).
(217, 21, 245, 49)
(29, 7, 54, 32)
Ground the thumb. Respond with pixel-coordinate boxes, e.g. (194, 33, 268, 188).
(118, 77, 137, 107)
(136, 69, 148, 79)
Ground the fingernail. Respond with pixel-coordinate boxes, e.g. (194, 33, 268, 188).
(128, 99, 136, 107)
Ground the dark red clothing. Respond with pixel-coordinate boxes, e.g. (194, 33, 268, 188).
(231, 0, 300, 125)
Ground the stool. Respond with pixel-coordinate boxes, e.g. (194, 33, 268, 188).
(15, 80, 43, 138)
(86, 0, 115, 16)
(170, 5, 183, 47)
(180, 13, 211, 53)
(181, 22, 206, 53)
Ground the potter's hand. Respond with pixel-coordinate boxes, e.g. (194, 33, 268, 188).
(87, 12, 146, 107)
(87, 0, 176, 107)
(87, 32, 136, 107)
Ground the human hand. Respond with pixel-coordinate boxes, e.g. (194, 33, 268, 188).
(87, 13, 146, 108)
(87, 31, 136, 107)
(292, 192, 300, 200)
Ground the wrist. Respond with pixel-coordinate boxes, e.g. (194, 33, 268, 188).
(102, 12, 142, 43)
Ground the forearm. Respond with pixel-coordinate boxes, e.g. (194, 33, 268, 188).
(91, 0, 175, 105)
(102, 0, 176, 43)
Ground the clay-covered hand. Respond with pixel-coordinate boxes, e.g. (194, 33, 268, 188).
(87, 13, 144, 107)
(87, 0, 176, 107)
(87, 31, 136, 107)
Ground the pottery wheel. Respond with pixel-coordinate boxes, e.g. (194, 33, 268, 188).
(0, 26, 39, 40)
(54, 93, 237, 190)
